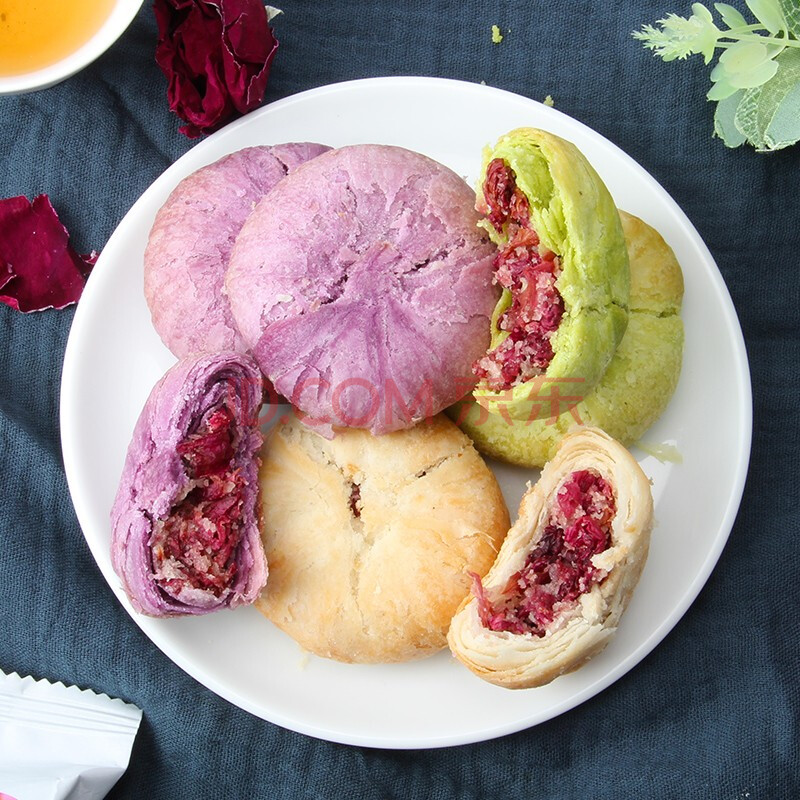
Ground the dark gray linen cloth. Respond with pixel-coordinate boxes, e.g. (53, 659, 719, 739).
(1, 1, 798, 797)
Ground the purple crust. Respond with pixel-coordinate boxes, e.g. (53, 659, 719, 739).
(110, 352, 266, 616)
(144, 143, 331, 357)
(225, 145, 499, 436)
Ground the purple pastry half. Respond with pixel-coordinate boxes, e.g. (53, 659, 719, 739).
(225, 144, 499, 436)
(111, 352, 267, 616)
(144, 143, 330, 357)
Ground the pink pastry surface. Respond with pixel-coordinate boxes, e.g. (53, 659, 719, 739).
(144, 143, 330, 357)
(226, 144, 498, 435)
(110, 352, 266, 616)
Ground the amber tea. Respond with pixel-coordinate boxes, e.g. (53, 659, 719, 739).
(0, 0, 116, 76)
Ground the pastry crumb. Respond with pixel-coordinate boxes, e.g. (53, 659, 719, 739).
(635, 440, 683, 464)
(543, 94, 554, 107)
(297, 645, 311, 669)
(491, 24, 503, 43)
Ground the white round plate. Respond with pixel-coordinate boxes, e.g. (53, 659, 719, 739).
(60, 77, 752, 749)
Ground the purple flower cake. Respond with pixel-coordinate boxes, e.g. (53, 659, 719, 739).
(110, 352, 267, 616)
(225, 144, 499, 435)
(144, 143, 330, 357)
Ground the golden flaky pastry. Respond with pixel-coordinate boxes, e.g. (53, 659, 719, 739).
(447, 427, 652, 689)
(256, 414, 510, 663)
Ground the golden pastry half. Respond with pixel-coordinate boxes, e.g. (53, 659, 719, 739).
(447, 427, 653, 689)
(256, 414, 510, 663)
(449, 211, 684, 467)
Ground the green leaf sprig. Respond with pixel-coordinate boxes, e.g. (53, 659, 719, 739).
(633, 1, 800, 151)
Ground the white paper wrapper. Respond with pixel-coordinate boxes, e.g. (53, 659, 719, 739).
(0, 670, 142, 800)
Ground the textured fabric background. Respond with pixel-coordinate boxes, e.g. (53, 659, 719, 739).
(1, 1, 798, 797)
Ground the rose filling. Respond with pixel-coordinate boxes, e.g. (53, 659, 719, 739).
(472, 470, 616, 636)
(149, 404, 247, 600)
(348, 482, 362, 518)
(473, 159, 565, 392)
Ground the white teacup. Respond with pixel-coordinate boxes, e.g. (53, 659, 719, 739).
(0, 0, 144, 95)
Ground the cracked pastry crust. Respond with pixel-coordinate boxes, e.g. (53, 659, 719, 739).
(144, 143, 330, 357)
(447, 427, 653, 689)
(450, 211, 684, 468)
(225, 144, 499, 437)
(255, 414, 510, 663)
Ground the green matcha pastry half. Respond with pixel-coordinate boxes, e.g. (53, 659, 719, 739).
(471, 128, 630, 421)
(449, 211, 684, 468)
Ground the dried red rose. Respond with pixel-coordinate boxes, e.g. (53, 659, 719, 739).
(0, 195, 95, 313)
(154, 0, 279, 139)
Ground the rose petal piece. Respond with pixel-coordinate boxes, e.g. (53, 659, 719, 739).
(154, 0, 279, 139)
(110, 352, 267, 617)
(0, 260, 13, 292)
(78, 250, 99, 279)
(0, 195, 94, 313)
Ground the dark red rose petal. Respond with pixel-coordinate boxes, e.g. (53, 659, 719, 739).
(220, 4, 275, 111)
(154, 0, 279, 139)
(0, 260, 13, 293)
(0, 195, 95, 313)
(78, 250, 99, 279)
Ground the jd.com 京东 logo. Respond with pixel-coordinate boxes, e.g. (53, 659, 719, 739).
(223, 373, 587, 429)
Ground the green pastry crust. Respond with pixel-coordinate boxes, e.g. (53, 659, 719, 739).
(473, 128, 630, 421)
(450, 211, 684, 468)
